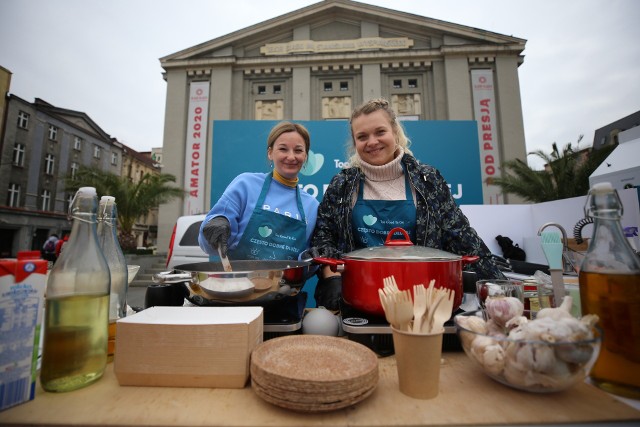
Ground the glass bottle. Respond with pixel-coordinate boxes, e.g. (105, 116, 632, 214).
(579, 182, 640, 399)
(40, 187, 111, 392)
(97, 196, 128, 362)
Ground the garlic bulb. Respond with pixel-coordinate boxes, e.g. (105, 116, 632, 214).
(485, 296, 524, 327)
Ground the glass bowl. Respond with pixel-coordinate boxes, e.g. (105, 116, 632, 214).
(454, 310, 601, 393)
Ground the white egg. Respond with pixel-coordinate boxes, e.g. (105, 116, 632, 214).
(302, 308, 340, 336)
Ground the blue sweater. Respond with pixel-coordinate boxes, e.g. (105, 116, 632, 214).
(199, 173, 319, 257)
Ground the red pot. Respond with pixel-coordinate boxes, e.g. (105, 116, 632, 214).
(315, 228, 479, 317)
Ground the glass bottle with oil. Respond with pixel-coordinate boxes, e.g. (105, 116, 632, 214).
(579, 182, 640, 399)
(97, 196, 128, 362)
(40, 187, 111, 392)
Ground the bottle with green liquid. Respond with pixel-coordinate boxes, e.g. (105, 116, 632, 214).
(40, 187, 111, 392)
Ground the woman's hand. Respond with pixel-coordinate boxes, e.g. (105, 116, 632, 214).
(202, 216, 231, 257)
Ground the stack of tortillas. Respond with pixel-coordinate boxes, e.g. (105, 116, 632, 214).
(250, 335, 379, 412)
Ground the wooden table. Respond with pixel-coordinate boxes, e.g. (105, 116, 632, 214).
(2, 353, 638, 426)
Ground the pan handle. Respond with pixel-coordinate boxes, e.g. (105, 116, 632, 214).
(153, 271, 195, 284)
(461, 255, 480, 265)
(312, 257, 345, 273)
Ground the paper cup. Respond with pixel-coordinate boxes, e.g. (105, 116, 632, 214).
(391, 326, 443, 399)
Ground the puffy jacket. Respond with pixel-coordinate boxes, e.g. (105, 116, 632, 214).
(310, 153, 504, 280)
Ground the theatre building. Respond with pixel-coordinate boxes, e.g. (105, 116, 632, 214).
(157, 0, 527, 251)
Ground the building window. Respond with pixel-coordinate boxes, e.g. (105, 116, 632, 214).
(71, 162, 79, 179)
(13, 143, 25, 166)
(257, 85, 266, 95)
(387, 74, 424, 117)
(7, 183, 20, 207)
(340, 81, 349, 91)
(74, 136, 83, 150)
(44, 154, 55, 175)
(273, 85, 282, 94)
(41, 189, 51, 211)
(17, 111, 29, 129)
(324, 82, 333, 91)
(111, 152, 118, 166)
(94, 145, 101, 159)
(48, 125, 58, 141)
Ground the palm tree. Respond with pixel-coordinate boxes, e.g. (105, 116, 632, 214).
(66, 167, 184, 251)
(490, 138, 616, 203)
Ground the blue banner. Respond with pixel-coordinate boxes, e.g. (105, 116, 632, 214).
(210, 120, 483, 205)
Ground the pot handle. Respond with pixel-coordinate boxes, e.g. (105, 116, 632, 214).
(313, 257, 345, 273)
(384, 227, 414, 246)
(461, 255, 480, 265)
(153, 271, 196, 284)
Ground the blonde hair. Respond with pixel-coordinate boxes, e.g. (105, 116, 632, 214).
(266, 121, 311, 154)
(346, 98, 412, 167)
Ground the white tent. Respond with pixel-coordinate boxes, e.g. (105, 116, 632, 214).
(590, 127, 640, 190)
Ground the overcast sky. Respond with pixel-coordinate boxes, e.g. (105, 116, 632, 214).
(1, 0, 639, 169)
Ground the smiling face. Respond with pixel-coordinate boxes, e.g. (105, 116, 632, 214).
(351, 110, 398, 166)
(267, 131, 307, 179)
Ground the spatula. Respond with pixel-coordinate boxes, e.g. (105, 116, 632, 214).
(540, 231, 565, 306)
(217, 244, 233, 272)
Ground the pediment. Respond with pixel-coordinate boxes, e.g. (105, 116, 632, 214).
(35, 100, 111, 140)
(161, 0, 525, 65)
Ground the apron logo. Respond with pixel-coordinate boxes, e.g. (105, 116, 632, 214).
(258, 225, 272, 238)
(300, 150, 324, 176)
(363, 214, 377, 226)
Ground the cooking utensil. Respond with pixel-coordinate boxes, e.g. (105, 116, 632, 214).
(412, 284, 428, 333)
(393, 290, 414, 332)
(315, 227, 478, 316)
(218, 245, 233, 272)
(429, 289, 454, 333)
(153, 260, 312, 302)
(540, 231, 566, 306)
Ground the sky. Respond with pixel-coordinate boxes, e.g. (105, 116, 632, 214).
(1, 0, 639, 170)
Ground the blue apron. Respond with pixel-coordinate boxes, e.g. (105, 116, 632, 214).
(352, 168, 416, 247)
(228, 173, 307, 261)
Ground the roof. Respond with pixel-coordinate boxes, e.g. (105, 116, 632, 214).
(160, 0, 526, 67)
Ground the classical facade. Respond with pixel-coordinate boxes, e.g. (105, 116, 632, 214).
(157, 0, 528, 251)
(0, 86, 160, 257)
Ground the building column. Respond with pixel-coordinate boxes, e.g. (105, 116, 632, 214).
(444, 56, 473, 120)
(157, 69, 188, 254)
(292, 67, 311, 120)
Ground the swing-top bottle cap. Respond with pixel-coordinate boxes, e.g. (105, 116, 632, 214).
(590, 182, 613, 194)
(77, 187, 97, 197)
(100, 196, 116, 203)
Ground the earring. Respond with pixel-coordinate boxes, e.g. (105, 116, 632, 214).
(270, 161, 274, 169)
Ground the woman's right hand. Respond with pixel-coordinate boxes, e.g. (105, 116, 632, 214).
(202, 216, 231, 257)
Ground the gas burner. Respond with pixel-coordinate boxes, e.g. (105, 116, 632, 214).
(339, 300, 463, 356)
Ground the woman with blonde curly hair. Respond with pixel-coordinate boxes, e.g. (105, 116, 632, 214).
(309, 98, 503, 310)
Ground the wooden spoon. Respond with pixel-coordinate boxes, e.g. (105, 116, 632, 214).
(217, 245, 233, 272)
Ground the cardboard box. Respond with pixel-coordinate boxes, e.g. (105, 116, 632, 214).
(114, 306, 263, 388)
(0, 252, 47, 411)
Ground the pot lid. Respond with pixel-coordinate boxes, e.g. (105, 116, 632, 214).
(343, 227, 462, 261)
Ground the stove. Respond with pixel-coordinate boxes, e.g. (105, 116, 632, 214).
(185, 290, 307, 340)
(339, 301, 463, 356)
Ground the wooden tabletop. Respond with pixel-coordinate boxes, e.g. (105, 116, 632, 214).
(2, 352, 639, 427)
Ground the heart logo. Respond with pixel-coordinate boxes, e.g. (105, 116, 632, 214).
(363, 215, 377, 226)
(300, 150, 324, 176)
(258, 226, 272, 238)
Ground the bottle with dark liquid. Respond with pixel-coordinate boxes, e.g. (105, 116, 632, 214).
(40, 187, 110, 392)
(97, 196, 128, 362)
(579, 182, 640, 399)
